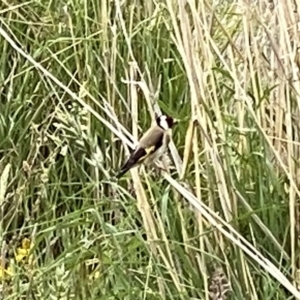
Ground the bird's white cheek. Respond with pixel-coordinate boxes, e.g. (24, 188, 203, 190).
(159, 119, 169, 130)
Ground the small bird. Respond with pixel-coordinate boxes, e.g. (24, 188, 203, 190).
(116, 115, 178, 178)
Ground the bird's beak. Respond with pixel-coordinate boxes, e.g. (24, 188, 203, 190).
(173, 118, 179, 125)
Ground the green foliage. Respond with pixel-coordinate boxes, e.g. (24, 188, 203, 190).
(1, 0, 300, 299)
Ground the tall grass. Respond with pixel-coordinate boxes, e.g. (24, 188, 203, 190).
(0, 0, 300, 299)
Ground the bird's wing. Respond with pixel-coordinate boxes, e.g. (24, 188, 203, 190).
(139, 127, 165, 151)
(117, 128, 165, 177)
(128, 129, 165, 164)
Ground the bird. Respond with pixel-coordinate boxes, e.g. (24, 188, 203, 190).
(116, 114, 178, 178)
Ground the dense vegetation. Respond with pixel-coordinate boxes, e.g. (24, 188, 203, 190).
(0, 0, 300, 299)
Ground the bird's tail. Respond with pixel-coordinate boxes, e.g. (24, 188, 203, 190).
(116, 167, 129, 178)
(116, 160, 135, 178)
(116, 162, 132, 178)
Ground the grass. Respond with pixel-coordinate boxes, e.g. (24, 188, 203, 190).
(0, 0, 300, 299)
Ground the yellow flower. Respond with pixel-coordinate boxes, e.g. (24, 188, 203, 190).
(15, 238, 33, 262)
(0, 262, 14, 279)
(0, 266, 5, 279)
(21, 238, 31, 250)
(6, 265, 14, 277)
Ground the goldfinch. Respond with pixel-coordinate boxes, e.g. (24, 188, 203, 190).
(116, 115, 178, 178)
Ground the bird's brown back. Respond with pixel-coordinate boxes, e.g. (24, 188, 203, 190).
(138, 125, 166, 148)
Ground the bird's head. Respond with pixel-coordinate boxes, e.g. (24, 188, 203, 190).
(156, 115, 178, 130)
